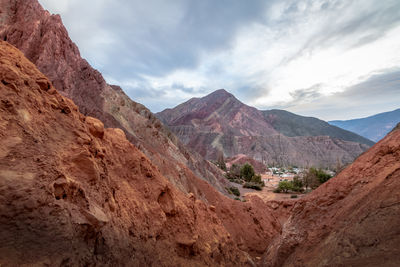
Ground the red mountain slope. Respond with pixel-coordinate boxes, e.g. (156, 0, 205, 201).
(263, 123, 400, 266)
(0, 0, 229, 198)
(158, 89, 371, 168)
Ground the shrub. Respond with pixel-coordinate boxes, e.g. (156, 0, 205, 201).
(229, 186, 240, 197)
(273, 188, 282, 193)
(290, 194, 298, 199)
(243, 182, 262, 191)
(234, 197, 241, 201)
(251, 174, 262, 183)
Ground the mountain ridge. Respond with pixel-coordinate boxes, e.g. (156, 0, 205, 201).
(157, 89, 372, 168)
(330, 108, 400, 142)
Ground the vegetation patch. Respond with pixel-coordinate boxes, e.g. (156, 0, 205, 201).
(274, 167, 333, 193)
(226, 163, 265, 190)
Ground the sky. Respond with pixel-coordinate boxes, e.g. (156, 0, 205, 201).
(38, 0, 400, 120)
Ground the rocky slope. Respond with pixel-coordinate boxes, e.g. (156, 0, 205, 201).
(157, 89, 371, 168)
(330, 108, 400, 142)
(0, 41, 291, 266)
(263, 122, 400, 266)
(0, 0, 229, 198)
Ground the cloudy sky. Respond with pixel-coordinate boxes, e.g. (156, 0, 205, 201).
(38, 0, 400, 120)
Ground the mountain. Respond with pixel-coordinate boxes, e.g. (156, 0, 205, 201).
(330, 108, 400, 142)
(157, 89, 372, 168)
(264, 122, 400, 267)
(263, 109, 374, 145)
(0, 0, 229, 198)
(0, 40, 289, 265)
(1, 42, 399, 265)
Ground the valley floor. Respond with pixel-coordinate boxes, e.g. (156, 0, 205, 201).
(230, 182, 306, 202)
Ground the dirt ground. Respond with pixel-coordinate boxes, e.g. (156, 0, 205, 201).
(230, 182, 306, 202)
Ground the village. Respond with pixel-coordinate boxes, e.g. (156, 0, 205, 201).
(261, 166, 302, 188)
(223, 159, 336, 202)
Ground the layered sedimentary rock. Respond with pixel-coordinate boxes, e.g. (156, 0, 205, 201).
(158, 89, 372, 168)
(0, 41, 289, 266)
(0, 0, 229, 198)
(263, 123, 400, 266)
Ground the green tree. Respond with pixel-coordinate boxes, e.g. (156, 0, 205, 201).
(278, 180, 293, 193)
(316, 169, 332, 184)
(292, 176, 304, 192)
(240, 163, 255, 182)
(302, 167, 332, 190)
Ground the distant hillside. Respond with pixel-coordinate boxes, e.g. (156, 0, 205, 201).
(263, 109, 374, 146)
(157, 89, 372, 168)
(329, 108, 400, 142)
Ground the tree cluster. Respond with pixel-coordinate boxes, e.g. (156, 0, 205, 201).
(274, 168, 333, 193)
(226, 163, 265, 190)
(302, 167, 333, 190)
(274, 177, 304, 193)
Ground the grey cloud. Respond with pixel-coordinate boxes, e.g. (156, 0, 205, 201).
(60, 0, 274, 80)
(258, 84, 323, 111)
(284, 69, 400, 120)
(289, 84, 323, 102)
(170, 83, 195, 94)
(121, 80, 212, 112)
(339, 68, 400, 99)
(276, 0, 400, 65)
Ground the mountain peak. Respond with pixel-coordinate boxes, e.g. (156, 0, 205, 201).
(212, 88, 230, 94)
(206, 88, 234, 100)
